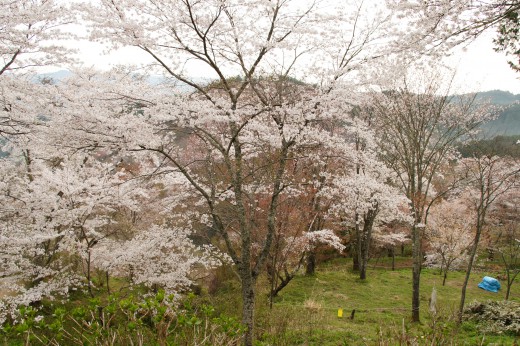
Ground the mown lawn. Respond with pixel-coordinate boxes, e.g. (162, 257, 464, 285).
(211, 257, 520, 345)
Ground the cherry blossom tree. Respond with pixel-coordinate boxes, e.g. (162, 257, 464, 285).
(373, 228, 410, 271)
(3, 1, 509, 342)
(267, 226, 344, 306)
(486, 187, 520, 300)
(80, 1, 423, 343)
(424, 199, 473, 286)
(0, 6, 78, 299)
(0, 158, 79, 323)
(94, 225, 226, 294)
(0, 0, 74, 75)
(327, 116, 410, 280)
(457, 155, 520, 321)
(388, 0, 520, 70)
(0, 68, 227, 323)
(491, 222, 520, 300)
(366, 74, 490, 322)
(0, 0, 75, 140)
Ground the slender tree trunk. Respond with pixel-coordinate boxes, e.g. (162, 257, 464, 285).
(359, 208, 377, 280)
(22, 149, 34, 182)
(106, 271, 110, 295)
(352, 246, 359, 272)
(359, 231, 366, 280)
(391, 247, 395, 271)
(459, 219, 483, 323)
(442, 270, 447, 286)
(267, 262, 275, 309)
(306, 251, 316, 275)
(505, 268, 513, 300)
(359, 260, 367, 280)
(241, 269, 255, 346)
(358, 219, 367, 280)
(411, 224, 421, 322)
(87, 248, 93, 298)
(270, 270, 296, 298)
(356, 214, 365, 279)
(506, 282, 512, 300)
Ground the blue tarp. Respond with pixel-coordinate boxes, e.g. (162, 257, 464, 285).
(478, 276, 501, 293)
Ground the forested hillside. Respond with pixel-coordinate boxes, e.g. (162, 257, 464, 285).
(477, 90, 520, 136)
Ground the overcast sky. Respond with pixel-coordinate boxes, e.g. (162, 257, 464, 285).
(61, 23, 519, 95)
(446, 31, 520, 94)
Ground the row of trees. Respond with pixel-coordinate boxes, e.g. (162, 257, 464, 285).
(2, 1, 520, 345)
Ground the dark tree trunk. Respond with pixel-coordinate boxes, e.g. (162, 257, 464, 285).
(411, 224, 422, 322)
(86, 247, 94, 298)
(359, 206, 378, 280)
(506, 282, 512, 300)
(352, 241, 359, 271)
(306, 251, 316, 275)
(241, 270, 255, 346)
(271, 271, 295, 298)
(459, 216, 483, 323)
(106, 271, 110, 295)
(391, 247, 395, 271)
(359, 264, 367, 280)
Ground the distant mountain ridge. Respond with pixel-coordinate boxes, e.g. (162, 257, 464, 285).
(475, 90, 520, 105)
(474, 90, 520, 137)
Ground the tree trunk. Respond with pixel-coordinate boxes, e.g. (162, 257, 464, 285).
(356, 214, 364, 278)
(352, 250, 359, 272)
(306, 251, 316, 275)
(87, 248, 94, 298)
(271, 271, 295, 298)
(359, 259, 367, 280)
(391, 247, 395, 271)
(241, 267, 255, 346)
(459, 220, 483, 323)
(106, 271, 110, 295)
(506, 282, 512, 300)
(442, 270, 447, 286)
(411, 224, 422, 322)
(359, 207, 377, 280)
(358, 232, 366, 279)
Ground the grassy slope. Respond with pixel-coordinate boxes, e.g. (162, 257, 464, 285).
(212, 257, 520, 345)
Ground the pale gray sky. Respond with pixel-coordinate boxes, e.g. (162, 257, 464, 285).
(446, 31, 520, 94)
(53, 17, 519, 95)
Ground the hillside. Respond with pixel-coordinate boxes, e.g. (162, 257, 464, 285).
(475, 90, 520, 105)
(475, 90, 520, 136)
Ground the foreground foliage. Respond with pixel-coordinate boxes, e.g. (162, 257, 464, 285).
(0, 291, 244, 346)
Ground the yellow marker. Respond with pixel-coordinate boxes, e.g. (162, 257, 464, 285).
(337, 308, 343, 318)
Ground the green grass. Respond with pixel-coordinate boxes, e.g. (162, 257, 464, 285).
(209, 257, 520, 345)
(3, 258, 519, 345)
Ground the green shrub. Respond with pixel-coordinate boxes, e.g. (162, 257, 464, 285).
(1, 291, 245, 345)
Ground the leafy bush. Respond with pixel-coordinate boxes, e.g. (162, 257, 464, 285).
(464, 300, 520, 335)
(0, 291, 245, 345)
